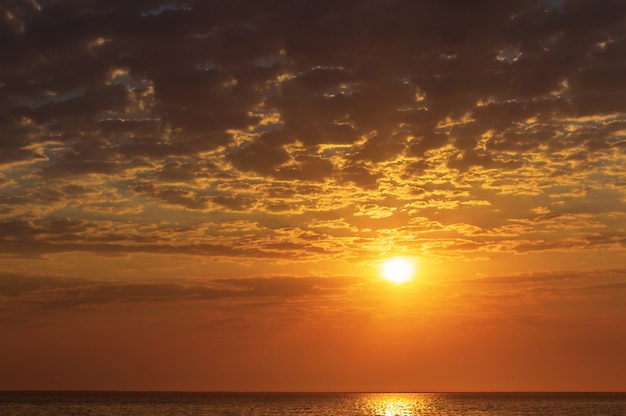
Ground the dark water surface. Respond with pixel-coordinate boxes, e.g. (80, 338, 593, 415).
(1, 391, 625, 415)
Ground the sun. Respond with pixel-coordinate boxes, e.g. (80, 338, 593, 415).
(380, 257, 415, 284)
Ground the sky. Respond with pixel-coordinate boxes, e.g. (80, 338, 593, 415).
(1, 0, 626, 392)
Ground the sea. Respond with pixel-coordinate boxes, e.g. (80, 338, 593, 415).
(1, 392, 626, 415)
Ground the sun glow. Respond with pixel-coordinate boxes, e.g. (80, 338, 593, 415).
(380, 257, 415, 284)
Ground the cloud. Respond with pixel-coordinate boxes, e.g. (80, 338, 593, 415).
(0, 272, 363, 310)
(463, 269, 626, 285)
(0, 0, 624, 267)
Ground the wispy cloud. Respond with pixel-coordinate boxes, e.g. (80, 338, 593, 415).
(0, 272, 364, 310)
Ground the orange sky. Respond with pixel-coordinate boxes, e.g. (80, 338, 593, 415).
(1, 0, 626, 391)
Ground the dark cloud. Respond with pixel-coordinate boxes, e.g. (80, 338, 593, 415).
(275, 155, 334, 182)
(131, 183, 210, 210)
(339, 163, 383, 189)
(153, 161, 200, 183)
(227, 140, 290, 175)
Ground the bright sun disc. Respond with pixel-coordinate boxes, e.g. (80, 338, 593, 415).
(380, 257, 415, 284)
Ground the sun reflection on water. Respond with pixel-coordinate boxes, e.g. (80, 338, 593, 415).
(363, 393, 434, 416)
(378, 401, 413, 416)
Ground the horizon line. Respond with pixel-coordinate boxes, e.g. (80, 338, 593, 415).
(3, 390, 626, 394)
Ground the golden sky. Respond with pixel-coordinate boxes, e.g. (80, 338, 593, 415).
(1, 0, 626, 391)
